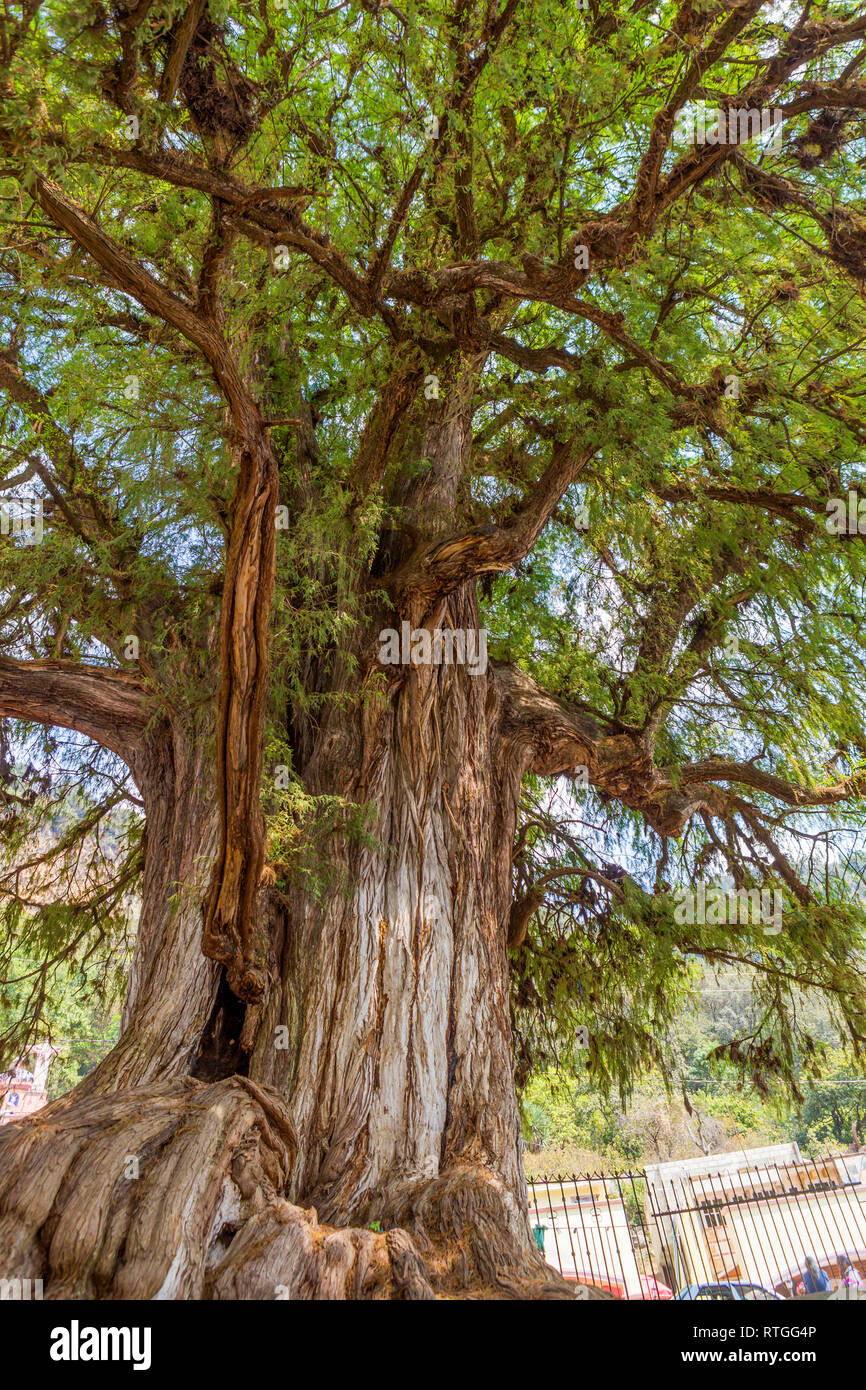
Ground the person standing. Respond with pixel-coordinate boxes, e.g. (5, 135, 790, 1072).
(839, 1256, 863, 1290)
(802, 1255, 831, 1294)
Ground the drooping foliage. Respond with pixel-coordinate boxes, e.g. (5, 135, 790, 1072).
(0, 0, 865, 1107)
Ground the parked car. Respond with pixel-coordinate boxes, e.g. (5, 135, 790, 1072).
(565, 1272, 673, 1299)
(675, 1281, 784, 1301)
(639, 1274, 674, 1300)
(565, 1272, 626, 1298)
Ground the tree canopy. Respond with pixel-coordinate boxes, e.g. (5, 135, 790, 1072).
(1, 0, 866, 1110)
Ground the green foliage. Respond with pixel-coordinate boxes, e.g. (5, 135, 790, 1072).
(522, 1068, 638, 1165)
(793, 1047, 866, 1153)
(522, 971, 866, 1171)
(0, 0, 865, 1111)
(0, 946, 122, 1095)
(511, 784, 866, 1108)
(0, 733, 137, 1073)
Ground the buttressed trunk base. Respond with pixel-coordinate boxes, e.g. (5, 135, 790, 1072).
(0, 622, 581, 1299)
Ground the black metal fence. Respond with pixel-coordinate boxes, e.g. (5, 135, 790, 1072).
(528, 1151, 866, 1299)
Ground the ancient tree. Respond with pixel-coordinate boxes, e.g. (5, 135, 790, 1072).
(1, 0, 866, 1298)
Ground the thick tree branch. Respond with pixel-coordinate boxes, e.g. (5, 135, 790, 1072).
(29, 174, 254, 425)
(0, 657, 147, 767)
(9, 171, 282, 1008)
(383, 441, 594, 603)
(158, 0, 207, 104)
(680, 758, 866, 810)
(496, 662, 866, 856)
(493, 661, 729, 837)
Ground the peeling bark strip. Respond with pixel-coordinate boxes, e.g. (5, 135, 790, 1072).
(8, 169, 283, 1003)
(201, 429, 279, 1004)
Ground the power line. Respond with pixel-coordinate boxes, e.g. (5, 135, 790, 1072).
(682, 1077, 866, 1086)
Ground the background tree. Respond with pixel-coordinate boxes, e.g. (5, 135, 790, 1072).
(792, 1046, 866, 1150)
(1, 0, 866, 1299)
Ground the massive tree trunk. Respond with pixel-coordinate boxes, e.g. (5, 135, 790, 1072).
(0, 661, 570, 1299)
(240, 580, 560, 1296)
(0, 605, 576, 1299)
(0, 333, 669, 1302)
(0, 608, 709, 1301)
(81, 725, 222, 1094)
(0, 375, 671, 1298)
(258, 587, 522, 1214)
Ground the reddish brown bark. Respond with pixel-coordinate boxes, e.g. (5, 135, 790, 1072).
(201, 425, 280, 1006)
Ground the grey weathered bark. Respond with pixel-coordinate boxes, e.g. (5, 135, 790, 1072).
(79, 729, 221, 1095)
(253, 585, 526, 1214)
(0, 658, 222, 1092)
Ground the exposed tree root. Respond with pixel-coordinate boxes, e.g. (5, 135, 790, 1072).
(385, 1165, 585, 1299)
(0, 1080, 607, 1300)
(206, 1166, 591, 1300)
(207, 1203, 437, 1300)
(0, 1076, 295, 1298)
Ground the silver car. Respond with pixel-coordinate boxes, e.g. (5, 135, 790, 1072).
(675, 1281, 784, 1300)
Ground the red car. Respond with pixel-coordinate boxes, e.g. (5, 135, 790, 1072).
(565, 1272, 673, 1300)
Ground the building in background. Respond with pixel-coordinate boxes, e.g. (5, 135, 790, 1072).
(0, 1042, 61, 1125)
(529, 1174, 672, 1298)
(644, 1143, 866, 1295)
